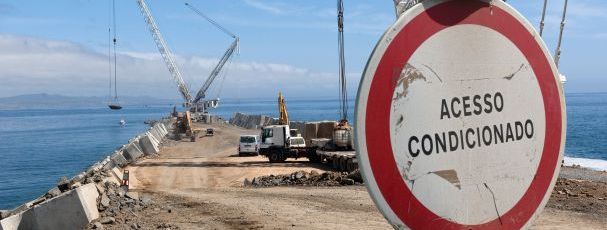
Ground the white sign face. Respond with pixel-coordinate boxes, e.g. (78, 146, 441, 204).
(391, 24, 545, 225)
(355, 0, 566, 229)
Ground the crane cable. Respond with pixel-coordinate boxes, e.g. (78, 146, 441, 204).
(112, 0, 118, 101)
(184, 2, 239, 103)
(337, 0, 348, 121)
(539, 0, 548, 36)
(108, 26, 112, 102)
(213, 55, 236, 99)
(185, 3, 237, 39)
(554, 0, 568, 68)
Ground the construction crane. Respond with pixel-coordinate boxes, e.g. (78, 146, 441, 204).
(277, 91, 289, 125)
(193, 38, 238, 103)
(136, 0, 192, 105)
(186, 3, 240, 112)
(334, 0, 352, 150)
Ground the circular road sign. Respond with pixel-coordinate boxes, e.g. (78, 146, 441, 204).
(355, 0, 566, 229)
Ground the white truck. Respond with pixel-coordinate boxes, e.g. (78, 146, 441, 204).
(259, 125, 310, 163)
(259, 124, 358, 172)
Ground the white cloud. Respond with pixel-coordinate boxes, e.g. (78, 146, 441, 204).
(0, 34, 360, 100)
(243, 0, 285, 15)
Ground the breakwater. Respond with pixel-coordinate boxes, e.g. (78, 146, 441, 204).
(0, 120, 171, 230)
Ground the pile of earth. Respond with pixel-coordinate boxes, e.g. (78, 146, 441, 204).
(245, 169, 363, 187)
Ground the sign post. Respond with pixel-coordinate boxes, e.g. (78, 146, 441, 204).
(355, 0, 566, 229)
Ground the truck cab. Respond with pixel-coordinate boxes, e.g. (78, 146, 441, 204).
(260, 125, 291, 149)
(259, 125, 305, 163)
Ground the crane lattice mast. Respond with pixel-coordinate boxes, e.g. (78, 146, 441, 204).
(185, 3, 240, 105)
(137, 0, 192, 104)
(193, 38, 239, 103)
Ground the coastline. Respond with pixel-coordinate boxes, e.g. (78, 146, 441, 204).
(563, 156, 607, 172)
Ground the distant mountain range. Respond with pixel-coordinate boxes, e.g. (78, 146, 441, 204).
(0, 93, 179, 109)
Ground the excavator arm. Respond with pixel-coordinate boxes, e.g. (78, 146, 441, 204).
(278, 91, 289, 125)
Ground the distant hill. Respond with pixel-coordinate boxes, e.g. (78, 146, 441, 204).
(0, 93, 178, 109)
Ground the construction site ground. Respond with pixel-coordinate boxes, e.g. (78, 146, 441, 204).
(109, 123, 607, 230)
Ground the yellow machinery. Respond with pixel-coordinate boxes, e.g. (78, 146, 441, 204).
(278, 91, 289, 125)
(173, 111, 200, 141)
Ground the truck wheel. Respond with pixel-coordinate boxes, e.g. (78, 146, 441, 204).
(346, 158, 355, 171)
(307, 150, 321, 163)
(332, 157, 340, 170)
(339, 157, 347, 172)
(269, 151, 281, 163)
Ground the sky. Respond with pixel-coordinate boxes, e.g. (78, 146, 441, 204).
(0, 0, 605, 101)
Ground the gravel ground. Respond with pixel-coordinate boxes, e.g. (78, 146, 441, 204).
(82, 123, 607, 229)
(559, 166, 607, 183)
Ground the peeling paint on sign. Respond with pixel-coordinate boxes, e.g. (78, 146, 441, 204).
(355, 0, 566, 229)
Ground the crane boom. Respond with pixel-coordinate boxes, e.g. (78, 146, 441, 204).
(137, 0, 192, 104)
(185, 2, 240, 104)
(193, 38, 239, 103)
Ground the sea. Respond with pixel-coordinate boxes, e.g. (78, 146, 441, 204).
(0, 93, 606, 210)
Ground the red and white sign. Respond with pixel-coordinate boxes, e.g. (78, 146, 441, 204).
(355, 0, 566, 229)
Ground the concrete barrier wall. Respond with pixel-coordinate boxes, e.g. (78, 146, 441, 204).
(318, 121, 337, 139)
(289, 121, 306, 137)
(138, 134, 159, 155)
(304, 122, 320, 145)
(109, 150, 128, 168)
(123, 141, 144, 162)
(0, 184, 99, 230)
(0, 120, 171, 229)
(0, 209, 34, 230)
(229, 112, 277, 129)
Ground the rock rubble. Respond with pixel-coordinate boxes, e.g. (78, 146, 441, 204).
(245, 169, 363, 187)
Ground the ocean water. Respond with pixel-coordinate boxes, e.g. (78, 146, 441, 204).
(0, 93, 605, 209)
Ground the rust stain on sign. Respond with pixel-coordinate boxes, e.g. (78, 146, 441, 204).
(433, 170, 461, 189)
(393, 63, 427, 101)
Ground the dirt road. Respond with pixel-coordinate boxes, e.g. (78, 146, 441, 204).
(117, 123, 606, 229)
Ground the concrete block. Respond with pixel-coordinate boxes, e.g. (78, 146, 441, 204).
(138, 134, 159, 155)
(110, 150, 128, 168)
(0, 209, 35, 230)
(123, 141, 144, 162)
(146, 132, 160, 147)
(149, 127, 162, 141)
(158, 123, 168, 136)
(160, 124, 168, 136)
(102, 160, 115, 171)
(318, 121, 337, 139)
(31, 183, 99, 230)
(106, 167, 124, 185)
(304, 122, 319, 145)
(152, 126, 164, 140)
(0, 184, 99, 230)
(289, 121, 306, 137)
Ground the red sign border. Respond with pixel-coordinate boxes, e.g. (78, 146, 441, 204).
(362, 1, 563, 229)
